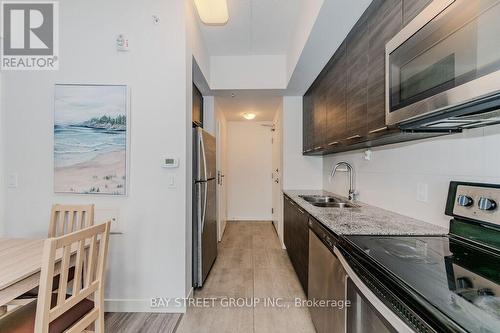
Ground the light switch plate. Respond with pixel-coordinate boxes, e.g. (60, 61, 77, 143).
(7, 173, 18, 188)
(168, 174, 176, 188)
(417, 183, 429, 203)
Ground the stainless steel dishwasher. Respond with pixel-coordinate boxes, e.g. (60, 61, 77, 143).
(308, 218, 347, 333)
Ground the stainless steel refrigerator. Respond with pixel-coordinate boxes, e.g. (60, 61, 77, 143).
(193, 127, 217, 287)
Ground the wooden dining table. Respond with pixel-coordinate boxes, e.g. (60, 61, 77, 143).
(0, 238, 84, 307)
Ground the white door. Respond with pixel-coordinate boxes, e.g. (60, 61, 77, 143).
(226, 122, 273, 221)
(216, 120, 227, 241)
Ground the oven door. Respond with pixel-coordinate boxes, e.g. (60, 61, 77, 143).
(386, 0, 500, 126)
(334, 248, 415, 333)
(346, 278, 398, 333)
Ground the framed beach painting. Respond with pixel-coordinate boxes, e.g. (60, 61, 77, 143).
(54, 84, 129, 195)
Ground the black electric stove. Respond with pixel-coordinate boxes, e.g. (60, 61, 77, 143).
(339, 182, 500, 333)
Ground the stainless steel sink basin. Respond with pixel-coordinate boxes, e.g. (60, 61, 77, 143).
(299, 195, 340, 204)
(299, 195, 358, 208)
(311, 202, 356, 208)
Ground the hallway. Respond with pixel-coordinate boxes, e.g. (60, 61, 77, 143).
(176, 221, 316, 333)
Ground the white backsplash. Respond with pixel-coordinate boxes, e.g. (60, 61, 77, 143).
(323, 124, 500, 229)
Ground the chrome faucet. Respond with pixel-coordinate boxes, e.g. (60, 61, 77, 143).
(330, 161, 357, 202)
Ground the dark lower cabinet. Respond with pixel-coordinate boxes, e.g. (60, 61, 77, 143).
(283, 196, 309, 294)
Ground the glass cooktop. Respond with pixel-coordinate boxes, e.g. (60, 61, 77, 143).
(346, 235, 500, 333)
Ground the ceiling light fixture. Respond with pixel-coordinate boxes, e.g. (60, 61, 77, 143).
(194, 0, 229, 25)
(243, 113, 256, 120)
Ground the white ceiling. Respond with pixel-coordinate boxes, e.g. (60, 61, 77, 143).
(197, 0, 301, 56)
(215, 93, 282, 121)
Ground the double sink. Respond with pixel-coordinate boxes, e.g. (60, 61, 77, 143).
(299, 195, 358, 208)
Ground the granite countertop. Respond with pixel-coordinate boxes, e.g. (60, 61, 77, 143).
(284, 190, 448, 236)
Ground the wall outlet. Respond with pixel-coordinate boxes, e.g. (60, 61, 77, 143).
(416, 183, 429, 203)
(363, 150, 372, 161)
(95, 208, 122, 233)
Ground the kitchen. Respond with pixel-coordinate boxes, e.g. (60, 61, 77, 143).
(187, 0, 500, 332)
(0, 0, 499, 332)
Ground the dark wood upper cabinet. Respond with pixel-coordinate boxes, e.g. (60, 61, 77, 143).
(302, 0, 439, 156)
(346, 12, 371, 141)
(403, 0, 432, 26)
(367, 0, 403, 134)
(312, 81, 327, 151)
(303, 93, 314, 153)
(325, 42, 347, 146)
(192, 83, 203, 128)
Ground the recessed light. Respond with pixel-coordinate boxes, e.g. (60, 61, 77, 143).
(194, 0, 229, 25)
(243, 113, 256, 120)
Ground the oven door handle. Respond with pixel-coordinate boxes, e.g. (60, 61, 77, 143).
(333, 247, 415, 333)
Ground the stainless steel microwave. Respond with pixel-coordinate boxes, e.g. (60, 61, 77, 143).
(386, 0, 500, 130)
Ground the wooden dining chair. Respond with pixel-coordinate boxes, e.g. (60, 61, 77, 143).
(49, 204, 95, 238)
(0, 222, 111, 333)
(14, 204, 96, 301)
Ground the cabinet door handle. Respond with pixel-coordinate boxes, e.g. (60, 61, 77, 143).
(368, 126, 388, 134)
(297, 208, 305, 214)
(327, 141, 339, 146)
(343, 134, 362, 141)
(305, 149, 313, 153)
(314, 146, 323, 150)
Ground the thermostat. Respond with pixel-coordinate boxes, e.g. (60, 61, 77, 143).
(116, 34, 130, 52)
(162, 158, 179, 168)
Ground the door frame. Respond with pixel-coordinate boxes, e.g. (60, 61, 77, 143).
(216, 119, 227, 241)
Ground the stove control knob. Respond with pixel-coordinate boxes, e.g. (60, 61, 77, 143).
(478, 197, 497, 211)
(457, 195, 473, 207)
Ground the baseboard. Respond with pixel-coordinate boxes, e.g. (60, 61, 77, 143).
(104, 289, 194, 313)
(226, 219, 273, 222)
(104, 299, 186, 313)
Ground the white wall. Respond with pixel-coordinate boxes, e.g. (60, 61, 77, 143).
(210, 55, 287, 90)
(286, 0, 371, 95)
(1, 0, 206, 312)
(282, 96, 323, 190)
(286, 0, 324, 83)
(323, 125, 500, 229)
(226, 121, 273, 221)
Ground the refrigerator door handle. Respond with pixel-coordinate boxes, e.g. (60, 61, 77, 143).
(201, 181, 208, 231)
(200, 131, 208, 181)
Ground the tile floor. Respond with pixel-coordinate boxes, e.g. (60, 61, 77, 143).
(175, 221, 316, 333)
